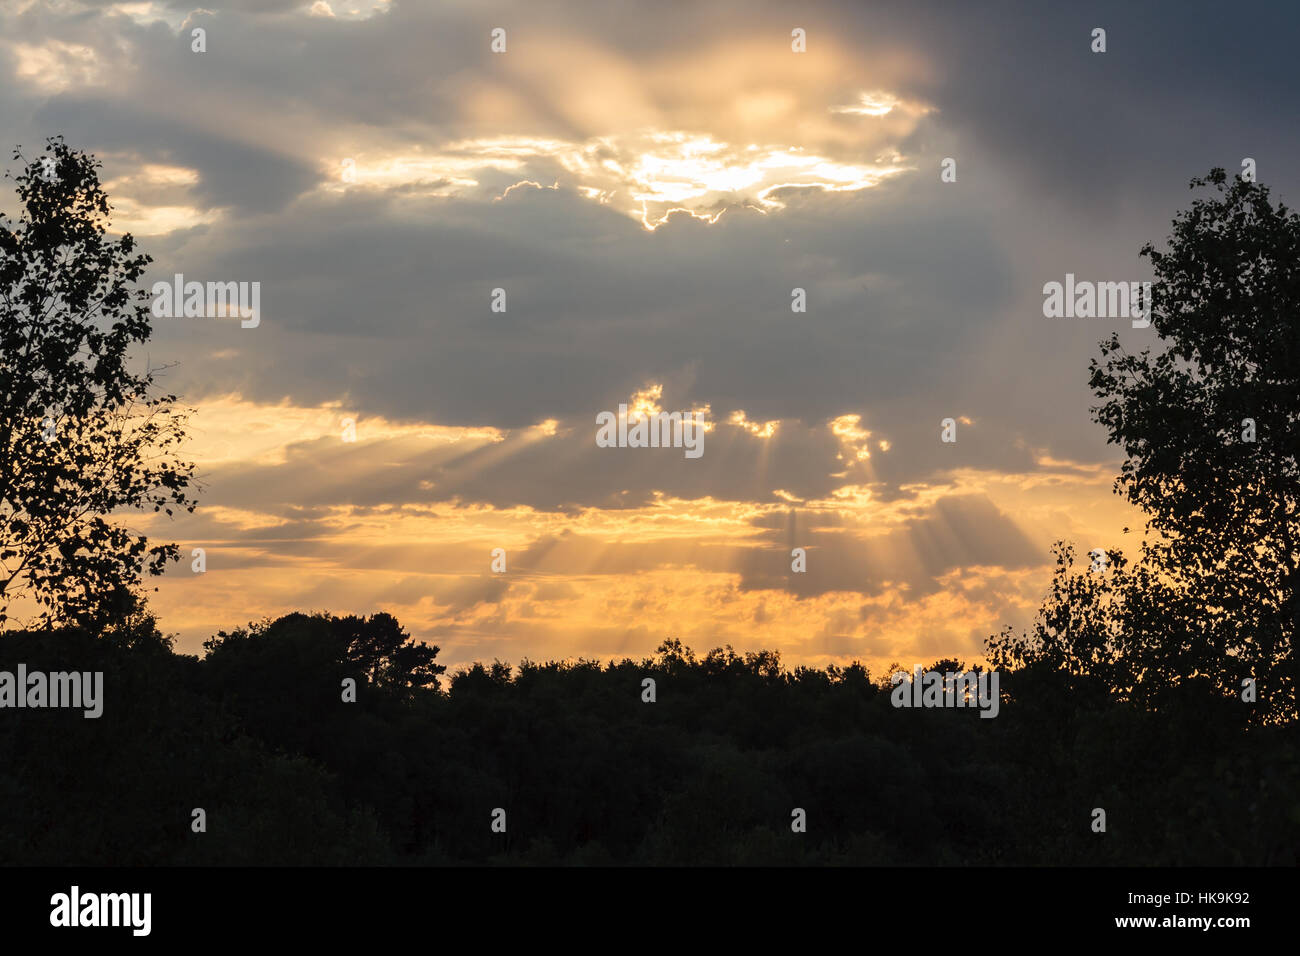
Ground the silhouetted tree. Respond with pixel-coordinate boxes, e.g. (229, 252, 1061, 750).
(332, 611, 446, 692)
(1097, 169, 1299, 722)
(0, 137, 195, 629)
(1, 616, 1294, 865)
(993, 169, 1299, 724)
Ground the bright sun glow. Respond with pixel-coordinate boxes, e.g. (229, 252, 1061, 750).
(321, 118, 918, 230)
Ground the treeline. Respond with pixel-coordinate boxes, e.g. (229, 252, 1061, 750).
(0, 610, 1295, 866)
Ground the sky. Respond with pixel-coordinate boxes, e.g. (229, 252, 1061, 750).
(2, 0, 1299, 675)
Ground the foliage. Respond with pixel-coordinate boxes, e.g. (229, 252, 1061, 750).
(0, 137, 195, 629)
(1, 620, 1293, 865)
(994, 169, 1300, 725)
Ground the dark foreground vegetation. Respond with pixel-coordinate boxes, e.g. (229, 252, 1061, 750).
(1, 607, 1294, 866)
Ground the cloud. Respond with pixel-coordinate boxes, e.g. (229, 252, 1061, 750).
(2, 0, 1291, 671)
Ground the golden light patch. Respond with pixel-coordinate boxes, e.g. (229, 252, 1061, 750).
(12, 40, 106, 93)
(831, 413, 873, 461)
(628, 383, 665, 418)
(728, 409, 780, 438)
(103, 200, 220, 236)
(830, 91, 919, 117)
(181, 394, 504, 467)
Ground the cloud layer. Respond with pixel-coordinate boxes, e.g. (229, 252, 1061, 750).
(3, 0, 1294, 671)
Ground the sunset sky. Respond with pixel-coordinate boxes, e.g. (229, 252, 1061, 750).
(3, 0, 1298, 675)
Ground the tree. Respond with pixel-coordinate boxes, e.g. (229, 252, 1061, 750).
(0, 137, 196, 629)
(993, 169, 1299, 724)
(331, 611, 447, 692)
(203, 611, 447, 696)
(987, 543, 1144, 709)
(1096, 168, 1299, 723)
